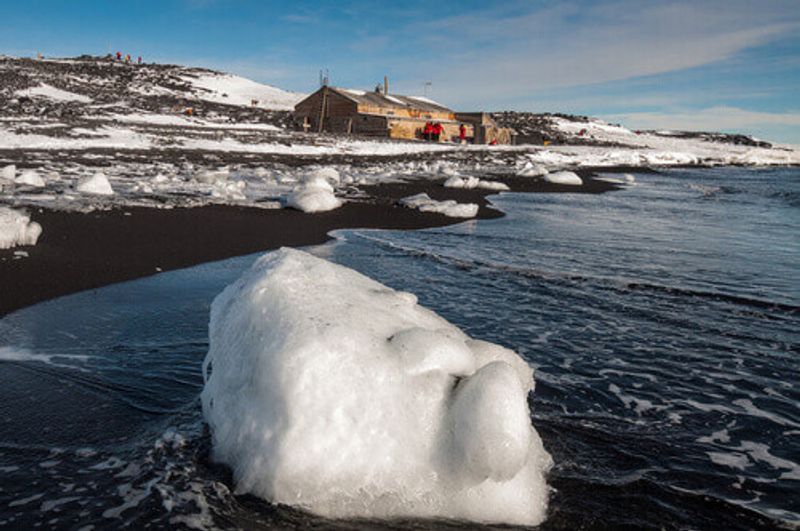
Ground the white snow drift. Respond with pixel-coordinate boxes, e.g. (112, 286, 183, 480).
(0, 207, 42, 249)
(14, 83, 92, 103)
(400, 193, 479, 218)
(181, 73, 303, 111)
(76, 172, 114, 195)
(286, 168, 343, 213)
(201, 249, 552, 525)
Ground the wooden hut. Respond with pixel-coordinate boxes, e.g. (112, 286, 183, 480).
(293, 86, 514, 144)
(455, 112, 516, 145)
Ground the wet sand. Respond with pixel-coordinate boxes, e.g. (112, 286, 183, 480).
(0, 175, 619, 317)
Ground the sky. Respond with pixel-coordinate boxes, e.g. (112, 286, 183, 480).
(1, 0, 799, 143)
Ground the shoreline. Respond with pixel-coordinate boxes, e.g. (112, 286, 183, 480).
(0, 172, 620, 317)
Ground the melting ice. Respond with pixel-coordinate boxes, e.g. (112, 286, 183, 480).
(201, 248, 552, 525)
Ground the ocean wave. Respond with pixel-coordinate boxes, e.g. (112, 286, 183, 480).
(350, 232, 799, 315)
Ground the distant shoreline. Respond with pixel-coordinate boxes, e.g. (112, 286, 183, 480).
(0, 172, 620, 317)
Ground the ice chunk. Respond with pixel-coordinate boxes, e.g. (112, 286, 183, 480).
(286, 174, 342, 213)
(444, 176, 509, 191)
(0, 208, 42, 249)
(306, 166, 341, 185)
(400, 193, 479, 218)
(544, 171, 583, 185)
(194, 169, 229, 185)
(201, 249, 551, 525)
(518, 162, 548, 177)
(15, 169, 46, 188)
(1, 164, 16, 183)
(76, 173, 114, 195)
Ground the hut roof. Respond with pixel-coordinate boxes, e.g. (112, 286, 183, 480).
(329, 87, 452, 113)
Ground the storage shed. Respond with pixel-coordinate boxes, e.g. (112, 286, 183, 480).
(293, 86, 514, 144)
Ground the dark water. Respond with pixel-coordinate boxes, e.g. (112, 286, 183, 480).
(1, 167, 798, 530)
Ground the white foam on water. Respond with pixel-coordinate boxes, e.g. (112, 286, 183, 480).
(737, 441, 800, 480)
(0, 346, 87, 368)
(697, 429, 731, 444)
(708, 451, 751, 471)
(201, 249, 552, 525)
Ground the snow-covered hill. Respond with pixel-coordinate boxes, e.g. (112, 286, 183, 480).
(0, 55, 303, 126)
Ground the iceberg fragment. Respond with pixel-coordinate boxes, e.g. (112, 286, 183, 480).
(201, 249, 552, 525)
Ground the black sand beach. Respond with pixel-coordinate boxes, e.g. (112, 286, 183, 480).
(0, 174, 619, 317)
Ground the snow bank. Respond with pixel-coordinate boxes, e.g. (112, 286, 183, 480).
(0, 207, 42, 249)
(76, 172, 114, 195)
(15, 169, 45, 188)
(286, 169, 342, 213)
(201, 249, 551, 525)
(400, 193, 479, 218)
(14, 83, 92, 103)
(444, 176, 509, 191)
(544, 171, 583, 186)
(182, 73, 304, 111)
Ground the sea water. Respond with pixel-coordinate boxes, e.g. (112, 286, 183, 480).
(0, 167, 797, 529)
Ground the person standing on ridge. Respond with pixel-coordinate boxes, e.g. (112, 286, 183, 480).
(116, 51, 122, 61)
(137, 56, 142, 65)
(125, 54, 131, 64)
(459, 124, 466, 144)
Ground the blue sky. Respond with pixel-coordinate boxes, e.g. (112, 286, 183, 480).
(2, 0, 799, 143)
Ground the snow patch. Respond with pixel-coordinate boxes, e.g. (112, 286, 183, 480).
(0, 208, 42, 249)
(400, 193, 479, 218)
(201, 249, 551, 525)
(15, 83, 92, 103)
(182, 73, 303, 111)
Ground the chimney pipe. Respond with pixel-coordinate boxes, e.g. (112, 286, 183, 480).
(384, 76, 389, 95)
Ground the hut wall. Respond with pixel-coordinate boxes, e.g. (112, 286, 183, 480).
(352, 114, 390, 136)
(293, 89, 357, 132)
(359, 105, 454, 122)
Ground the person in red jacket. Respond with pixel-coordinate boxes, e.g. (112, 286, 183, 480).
(432, 122, 442, 142)
(459, 124, 466, 144)
(116, 51, 122, 61)
(422, 121, 433, 141)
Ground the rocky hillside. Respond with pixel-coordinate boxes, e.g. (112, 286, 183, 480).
(492, 111, 772, 148)
(0, 55, 302, 127)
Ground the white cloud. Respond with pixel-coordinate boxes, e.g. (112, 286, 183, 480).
(602, 106, 800, 134)
(390, 0, 800, 106)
